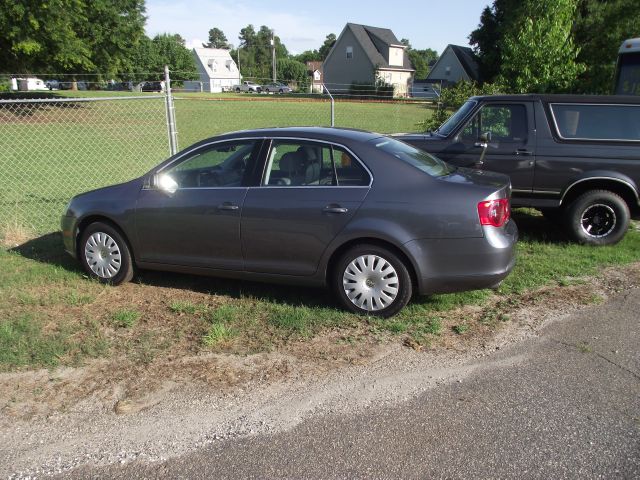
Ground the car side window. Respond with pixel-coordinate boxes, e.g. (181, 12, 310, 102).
(162, 141, 257, 188)
(460, 105, 528, 144)
(263, 141, 369, 187)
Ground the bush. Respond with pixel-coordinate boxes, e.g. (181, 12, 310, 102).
(419, 80, 507, 132)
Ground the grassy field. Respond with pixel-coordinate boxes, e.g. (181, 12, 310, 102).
(1, 210, 639, 371)
(0, 92, 431, 234)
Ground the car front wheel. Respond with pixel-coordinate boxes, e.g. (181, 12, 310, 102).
(564, 190, 630, 245)
(79, 222, 134, 285)
(333, 244, 412, 317)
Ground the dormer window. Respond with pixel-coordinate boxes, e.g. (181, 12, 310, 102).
(346, 46, 353, 59)
(208, 59, 218, 72)
(389, 46, 403, 67)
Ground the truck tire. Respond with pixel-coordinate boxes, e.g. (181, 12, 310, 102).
(564, 190, 630, 246)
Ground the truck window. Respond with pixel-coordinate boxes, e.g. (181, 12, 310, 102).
(550, 104, 640, 141)
(460, 105, 527, 143)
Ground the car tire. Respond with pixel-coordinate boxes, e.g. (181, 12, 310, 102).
(79, 222, 134, 285)
(564, 190, 630, 246)
(333, 244, 412, 317)
(279, 89, 284, 94)
(235, 87, 241, 93)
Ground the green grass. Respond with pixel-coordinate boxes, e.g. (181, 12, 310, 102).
(1, 203, 640, 370)
(110, 309, 140, 328)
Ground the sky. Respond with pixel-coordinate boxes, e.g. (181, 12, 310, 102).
(145, 0, 491, 55)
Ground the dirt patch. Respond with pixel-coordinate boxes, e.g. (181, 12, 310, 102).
(2, 263, 638, 423)
(2, 263, 639, 478)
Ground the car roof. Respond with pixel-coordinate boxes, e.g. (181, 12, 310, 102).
(213, 126, 385, 144)
(469, 94, 640, 104)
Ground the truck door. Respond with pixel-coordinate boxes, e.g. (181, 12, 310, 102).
(438, 102, 536, 196)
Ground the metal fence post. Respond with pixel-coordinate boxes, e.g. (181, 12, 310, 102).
(164, 65, 178, 155)
(323, 84, 335, 127)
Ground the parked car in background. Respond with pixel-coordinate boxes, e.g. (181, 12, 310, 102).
(396, 94, 640, 246)
(262, 82, 292, 94)
(45, 79, 60, 90)
(140, 81, 164, 92)
(233, 81, 262, 93)
(61, 127, 517, 317)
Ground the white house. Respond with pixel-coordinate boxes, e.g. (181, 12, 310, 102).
(184, 47, 241, 93)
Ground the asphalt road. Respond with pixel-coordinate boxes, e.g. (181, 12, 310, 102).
(67, 289, 640, 479)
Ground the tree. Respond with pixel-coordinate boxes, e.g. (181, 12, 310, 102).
(147, 34, 198, 81)
(235, 24, 288, 80)
(468, 0, 512, 83)
(318, 34, 336, 60)
(203, 27, 229, 49)
(0, 0, 146, 78)
(278, 58, 309, 90)
(292, 50, 321, 63)
(497, 0, 584, 93)
(574, 0, 640, 93)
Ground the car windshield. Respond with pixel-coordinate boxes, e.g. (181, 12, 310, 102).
(435, 100, 477, 137)
(372, 137, 454, 177)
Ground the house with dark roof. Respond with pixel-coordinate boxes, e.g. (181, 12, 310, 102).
(322, 23, 415, 97)
(426, 44, 480, 85)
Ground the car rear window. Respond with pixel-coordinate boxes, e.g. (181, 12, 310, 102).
(372, 138, 454, 177)
(550, 103, 640, 141)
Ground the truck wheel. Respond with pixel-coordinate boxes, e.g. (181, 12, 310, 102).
(235, 87, 241, 93)
(564, 190, 630, 246)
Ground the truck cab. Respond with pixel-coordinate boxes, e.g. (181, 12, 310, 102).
(397, 94, 640, 245)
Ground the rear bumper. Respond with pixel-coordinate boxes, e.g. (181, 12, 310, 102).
(404, 219, 518, 295)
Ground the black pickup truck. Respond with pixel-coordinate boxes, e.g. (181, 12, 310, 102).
(397, 94, 640, 245)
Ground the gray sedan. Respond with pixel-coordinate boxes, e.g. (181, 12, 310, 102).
(262, 82, 292, 94)
(61, 127, 517, 317)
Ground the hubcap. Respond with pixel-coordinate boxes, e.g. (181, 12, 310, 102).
(581, 204, 616, 238)
(343, 254, 399, 311)
(85, 232, 122, 278)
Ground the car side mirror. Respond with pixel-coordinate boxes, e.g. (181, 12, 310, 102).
(479, 131, 492, 143)
(156, 173, 178, 194)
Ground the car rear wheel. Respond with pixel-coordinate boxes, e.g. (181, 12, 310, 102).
(79, 222, 134, 285)
(333, 244, 412, 317)
(564, 190, 630, 246)
(235, 87, 241, 93)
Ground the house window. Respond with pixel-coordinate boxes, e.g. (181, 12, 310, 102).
(346, 46, 353, 59)
(208, 59, 218, 72)
(445, 66, 451, 76)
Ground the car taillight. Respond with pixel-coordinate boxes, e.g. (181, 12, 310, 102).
(477, 198, 511, 227)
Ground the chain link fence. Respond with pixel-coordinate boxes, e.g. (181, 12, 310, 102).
(0, 83, 432, 237)
(0, 96, 169, 235)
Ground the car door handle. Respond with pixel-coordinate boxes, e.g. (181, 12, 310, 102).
(323, 205, 348, 214)
(515, 149, 532, 156)
(474, 142, 488, 148)
(217, 202, 239, 211)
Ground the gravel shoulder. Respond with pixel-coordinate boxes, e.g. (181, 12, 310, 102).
(2, 263, 639, 478)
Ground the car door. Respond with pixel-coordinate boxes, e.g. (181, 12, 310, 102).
(241, 139, 371, 276)
(438, 103, 536, 194)
(134, 139, 262, 269)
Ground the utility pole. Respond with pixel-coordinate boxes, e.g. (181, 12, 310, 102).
(271, 32, 276, 82)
